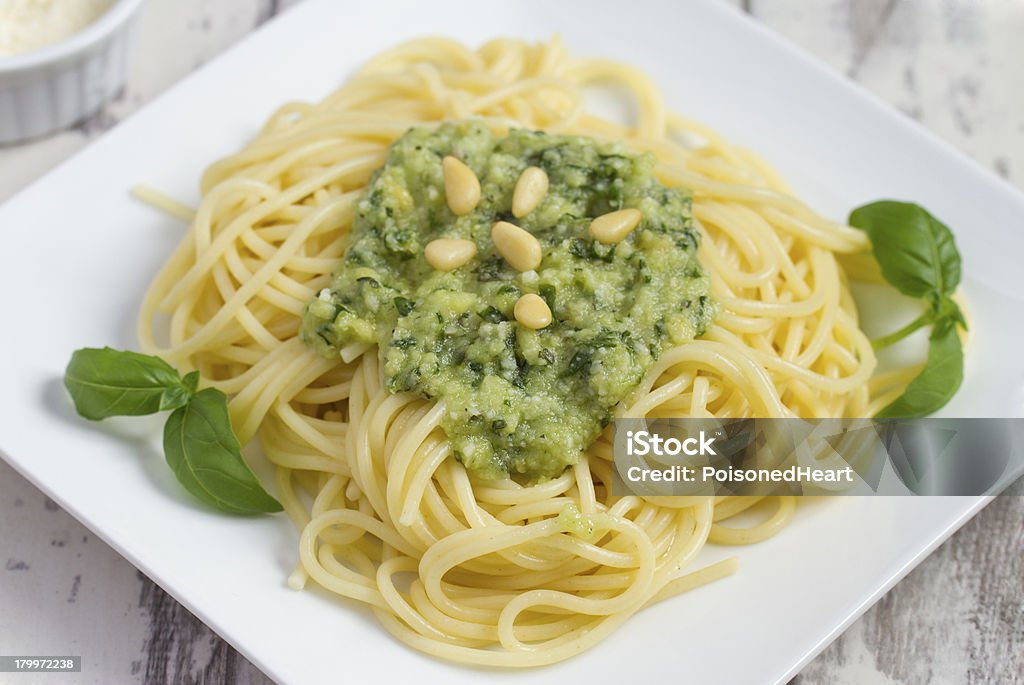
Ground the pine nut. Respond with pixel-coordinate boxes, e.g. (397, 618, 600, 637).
(442, 155, 481, 216)
(512, 166, 549, 218)
(588, 208, 643, 244)
(514, 294, 552, 330)
(491, 221, 542, 272)
(425, 238, 477, 271)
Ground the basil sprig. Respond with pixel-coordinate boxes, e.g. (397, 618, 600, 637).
(849, 201, 967, 418)
(64, 348, 198, 419)
(64, 348, 282, 514)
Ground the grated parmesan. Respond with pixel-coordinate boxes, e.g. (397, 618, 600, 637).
(0, 0, 115, 57)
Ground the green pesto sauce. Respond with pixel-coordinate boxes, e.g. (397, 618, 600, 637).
(301, 121, 715, 480)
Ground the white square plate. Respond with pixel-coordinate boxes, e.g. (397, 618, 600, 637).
(2, 1, 1023, 683)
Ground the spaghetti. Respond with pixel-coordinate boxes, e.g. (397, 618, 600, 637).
(137, 37, 889, 666)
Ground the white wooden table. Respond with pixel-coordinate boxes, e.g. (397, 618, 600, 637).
(1, 1, 1021, 683)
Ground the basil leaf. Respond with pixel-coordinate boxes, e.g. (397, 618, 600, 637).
(935, 295, 967, 330)
(182, 370, 200, 393)
(159, 371, 200, 413)
(163, 388, 283, 514)
(849, 201, 961, 299)
(876, 318, 964, 419)
(64, 347, 193, 420)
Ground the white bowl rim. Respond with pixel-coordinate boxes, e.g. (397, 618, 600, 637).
(0, 0, 144, 73)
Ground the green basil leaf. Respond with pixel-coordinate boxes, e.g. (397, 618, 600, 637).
(182, 370, 200, 393)
(64, 347, 192, 420)
(160, 370, 201, 413)
(163, 388, 283, 514)
(935, 295, 967, 330)
(875, 318, 964, 419)
(849, 200, 961, 299)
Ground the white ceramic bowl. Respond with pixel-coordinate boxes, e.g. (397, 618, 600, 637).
(0, 0, 144, 145)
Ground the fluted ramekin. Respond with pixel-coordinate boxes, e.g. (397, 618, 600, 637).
(0, 0, 144, 145)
